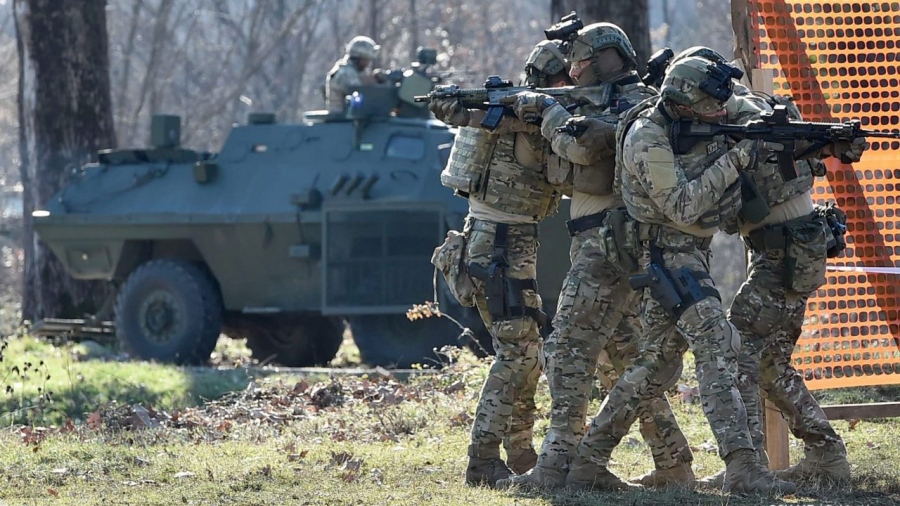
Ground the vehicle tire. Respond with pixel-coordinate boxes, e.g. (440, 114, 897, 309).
(348, 314, 463, 368)
(239, 314, 344, 367)
(115, 259, 223, 365)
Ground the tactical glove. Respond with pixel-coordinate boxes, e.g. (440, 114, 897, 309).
(428, 98, 470, 126)
(824, 137, 868, 163)
(564, 116, 617, 149)
(725, 138, 762, 171)
(513, 92, 557, 123)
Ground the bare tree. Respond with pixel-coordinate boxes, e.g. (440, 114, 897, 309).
(551, 0, 651, 73)
(14, 0, 116, 320)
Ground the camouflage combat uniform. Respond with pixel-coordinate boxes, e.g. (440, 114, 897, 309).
(430, 40, 584, 487)
(569, 56, 799, 495)
(725, 87, 851, 483)
(502, 24, 693, 490)
(326, 37, 379, 113)
(538, 81, 696, 487)
(432, 115, 561, 486)
(326, 57, 367, 113)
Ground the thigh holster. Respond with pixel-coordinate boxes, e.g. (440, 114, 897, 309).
(629, 242, 721, 320)
(466, 222, 548, 328)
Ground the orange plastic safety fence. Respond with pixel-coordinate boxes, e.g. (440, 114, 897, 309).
(751, 0, 900, 390)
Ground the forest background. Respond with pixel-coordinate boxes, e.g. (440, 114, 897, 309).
(0, 0, 740, 324)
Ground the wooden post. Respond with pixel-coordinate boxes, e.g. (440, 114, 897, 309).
(764, 399, 790, 470)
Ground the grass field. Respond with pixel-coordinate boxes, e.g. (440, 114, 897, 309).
(1, 334, 899, 505)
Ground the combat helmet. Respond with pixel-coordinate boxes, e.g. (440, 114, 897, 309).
(568, 22, 637, 70)
(524, 40, 570, 87)
(672, 46, 729, 66)
(659, 56, 742, 116)
(346, 36, 380, 60)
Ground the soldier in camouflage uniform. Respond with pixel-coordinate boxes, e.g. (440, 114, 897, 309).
(567, 55, 802, 495)
(669, 48, 866, 488)
(430, 40, 571, 488)
(497, 24, 694, 491)
(325, 36, 380, 113)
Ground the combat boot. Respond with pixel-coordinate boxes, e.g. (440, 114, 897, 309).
(506, 448, 538, 475)
(724, 448, 796, 495)
(496, 465, 567, 490)
(696, 469, 725, 490)
(774, 444, 850, 485)
(699, 449, 768, 491)
(565, 454, 642, 492)
(465, 457, 513, 487)
(630, 462, 696, 488)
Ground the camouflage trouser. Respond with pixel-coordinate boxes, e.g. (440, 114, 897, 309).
(536, 226, 692, 473)
(464, 219, 543, 459)
(578, 239, 754, 465)
(729, 245, 845, 459)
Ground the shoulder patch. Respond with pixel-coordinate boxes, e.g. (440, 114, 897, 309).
(646, 146, 677, 190)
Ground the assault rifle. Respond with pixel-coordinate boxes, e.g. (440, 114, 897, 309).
(414, 75, 610, 130)
(671, 105, 900, 180)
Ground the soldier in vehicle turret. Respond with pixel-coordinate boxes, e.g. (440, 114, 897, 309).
(326, 36, 380, 113)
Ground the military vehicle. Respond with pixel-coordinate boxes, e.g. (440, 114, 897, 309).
(31, 55, 572, 368)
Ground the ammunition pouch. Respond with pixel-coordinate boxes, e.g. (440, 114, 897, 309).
(737, 172, 771, 224)
(816, 202, 848, 258)
(629, 260, 720, 321)
(744, 213, 828, 293)
(465, 223, 547, 328)
(566, 208, 641, 273)
(431, 230, 477, 307)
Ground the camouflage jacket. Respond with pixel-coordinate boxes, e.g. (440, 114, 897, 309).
(620, 95, 763, 234)
(326, 57, 363, 113)
(540, 74, 657, 197)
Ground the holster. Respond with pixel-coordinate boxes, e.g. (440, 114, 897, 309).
(608, 208, 639, 273)
(466, 223, 547, 328)
(565, 208, 640, 273)
(629, 243, 721, 320)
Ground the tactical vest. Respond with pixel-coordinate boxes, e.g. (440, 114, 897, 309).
(569, 80, 657, 196)
(740, 93, 817, 216)
(441, 126, 560, 221)
(617, 104, 742, 229)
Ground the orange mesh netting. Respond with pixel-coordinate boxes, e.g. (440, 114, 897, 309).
(751, 0, 900, 389)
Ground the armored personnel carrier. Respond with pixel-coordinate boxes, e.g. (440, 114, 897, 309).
(32, 57, 571, 368)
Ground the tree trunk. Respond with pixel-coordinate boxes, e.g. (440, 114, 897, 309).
(14, 0, 116, 321)
(551, 0, 651, 74)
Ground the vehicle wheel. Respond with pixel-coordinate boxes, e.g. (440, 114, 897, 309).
(238, 315, 344, 367)
(115, 259, 222, 365)
(348, 314, 463, 368)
